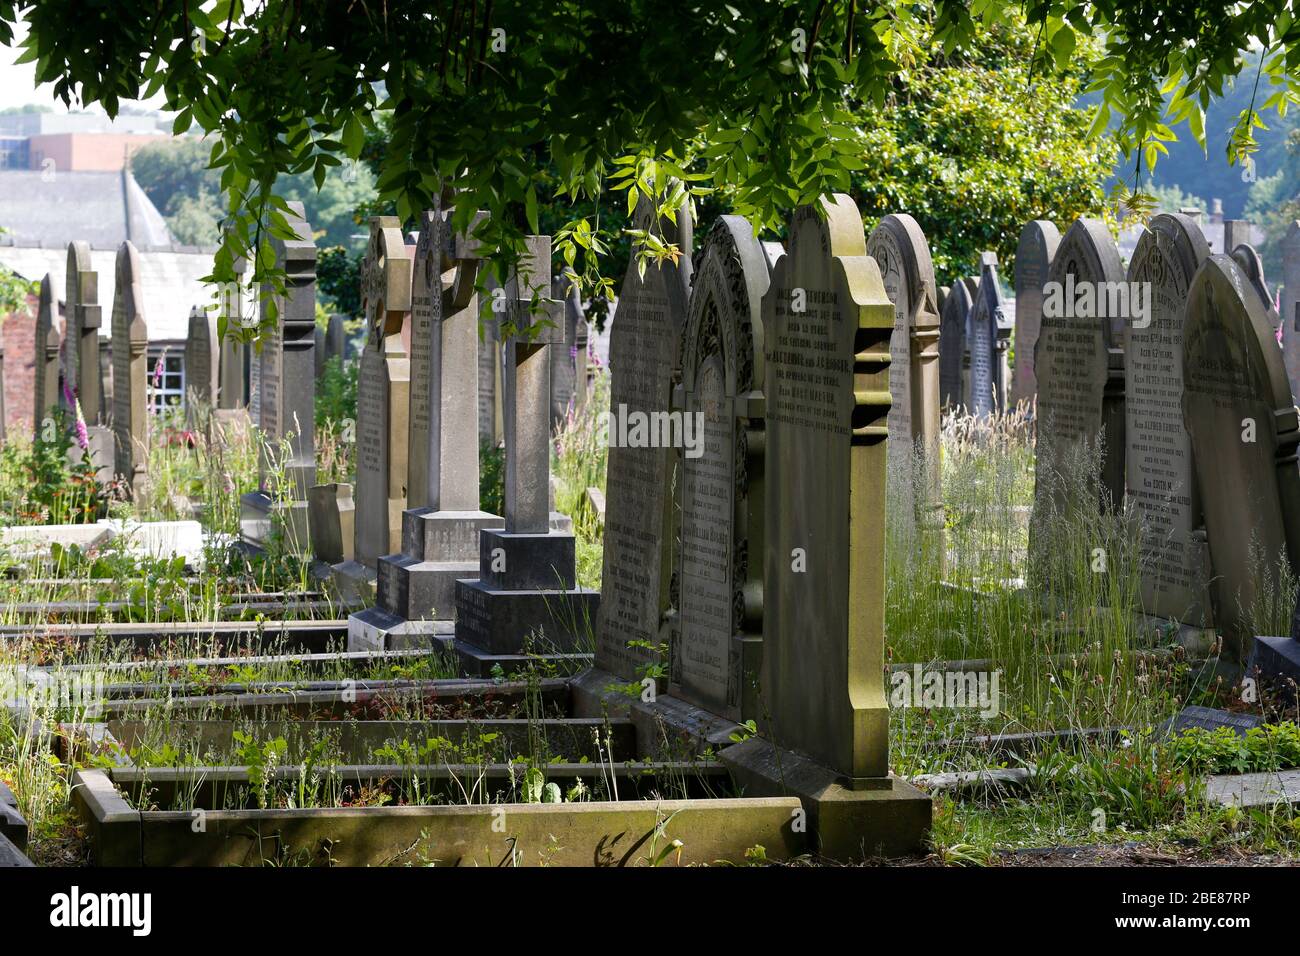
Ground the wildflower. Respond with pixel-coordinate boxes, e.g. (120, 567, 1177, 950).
(72, 399, 89, 451)
(152, 354, 166, 388)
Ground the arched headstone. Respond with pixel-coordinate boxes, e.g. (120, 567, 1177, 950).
(1031, 218, 1126, 543)
(1011, 220, 1060, 409)
(671, 215, 767, 718)
(1281, 222, 1300, 402)
(1125, 213, 1211, 627)
(1230, 242, 1278, 330)
(1183, 255, 1300, 665)
(867, 214, 942, 554)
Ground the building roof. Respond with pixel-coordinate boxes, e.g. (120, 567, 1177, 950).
(0, 244, 216, 341)
(0, 168, 177, 250)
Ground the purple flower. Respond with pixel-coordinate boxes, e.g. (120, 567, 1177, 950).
(152, 355, 165, 388)
(73, 399, 89, 450)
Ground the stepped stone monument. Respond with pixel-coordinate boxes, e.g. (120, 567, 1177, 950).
(453, 234, 599, 672)
(351, 205, 506, 650)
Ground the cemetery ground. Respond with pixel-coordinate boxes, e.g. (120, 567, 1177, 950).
(2, 380, 1297, 868)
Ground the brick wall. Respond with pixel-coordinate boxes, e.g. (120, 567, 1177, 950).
(2, 290, 40, 437)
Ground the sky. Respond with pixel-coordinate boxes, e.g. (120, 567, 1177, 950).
(0, 21, 167, 114)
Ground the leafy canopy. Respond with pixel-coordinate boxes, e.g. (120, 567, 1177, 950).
(7, 1, 1294, 338)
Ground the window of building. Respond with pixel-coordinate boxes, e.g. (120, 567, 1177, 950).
(147, 349, 185, 414)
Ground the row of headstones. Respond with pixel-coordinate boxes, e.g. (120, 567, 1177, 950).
(584, 191, 908, 798)
(327, 193, 927, 846)
(29, 240, 151, 495)
(1021, 213, 1300, 671)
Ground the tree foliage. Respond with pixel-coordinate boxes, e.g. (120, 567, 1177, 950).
(8, 1, 1295, 340)
(849, 7, 1114, 286)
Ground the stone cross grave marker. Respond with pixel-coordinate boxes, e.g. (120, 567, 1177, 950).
(453, 235, 599, 669)
(967, 252, 1013, 418)
(351, 205, 505, 648)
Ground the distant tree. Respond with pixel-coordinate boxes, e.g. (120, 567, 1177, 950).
(130, 136, 376, 250)
(1148, 183, 1209, 215)
(846, 6, 1115, 286)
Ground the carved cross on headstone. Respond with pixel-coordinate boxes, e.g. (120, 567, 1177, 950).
(500, 236, 564, 534)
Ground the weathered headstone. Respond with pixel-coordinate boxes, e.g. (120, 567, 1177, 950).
(938, 277, 973, 411)
(239, 202, 318, 551)
(332, 217, 411, 598)
(324, 313, 346, 364)
(670, 215, 768, 719)
(1011, 221, 1060, 409)
(1184, 254, 1300, 667)
(110, 242, 149, 499)
(1125, 213, 1212, 630)
(454, 235, 599, 669)
(967, 252, 1013, 418)
(183, 305, 218, 411)
(352, 205, 505, 649)
(867, 214, 943, 557)
(721, 195, 930, 858)
(216, 256, 251, 414)
(1282, 221, 1300, 402)
(1030, 218, 1126, 562)
(308, 482, 354, 565)
(1230, 242, 1278, 330)
(33, 275, 60, 440)
(64, 243, 112, 480)
(579, 197, 693, 696)
(66, 241, 104, 425)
